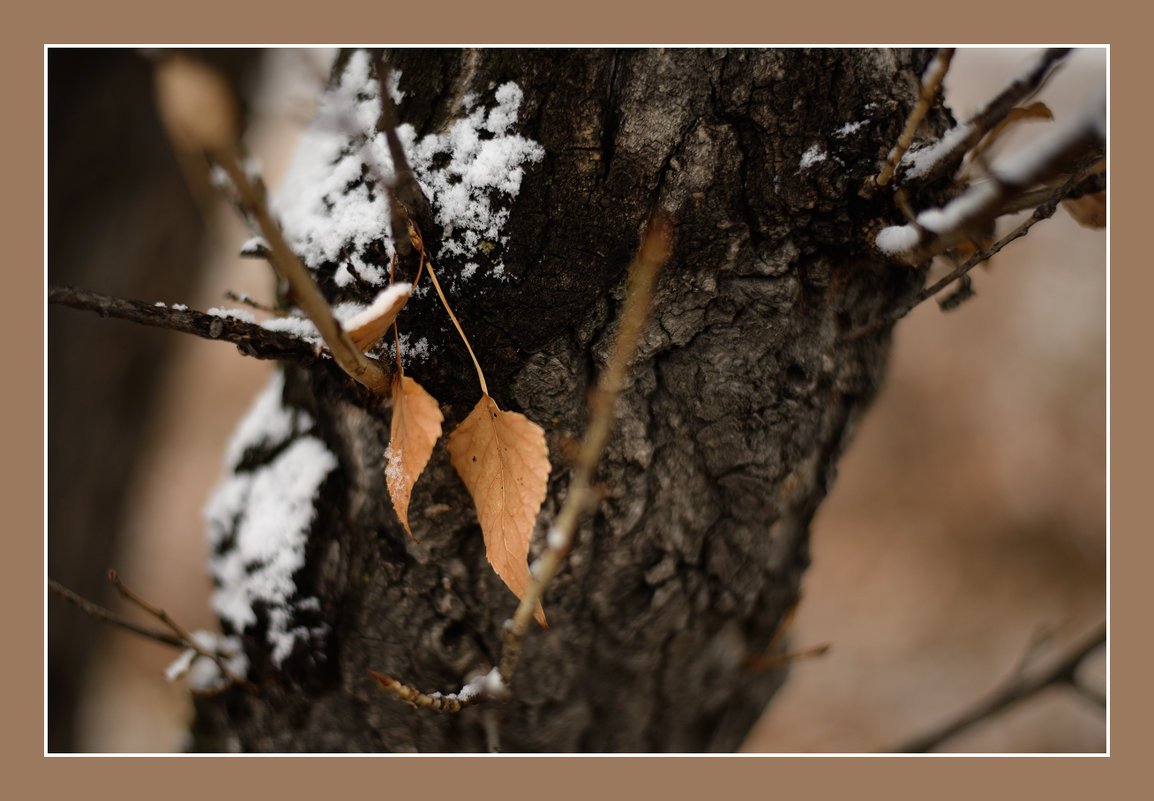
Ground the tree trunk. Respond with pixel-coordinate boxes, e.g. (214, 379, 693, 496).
(192, 48, 949, 752)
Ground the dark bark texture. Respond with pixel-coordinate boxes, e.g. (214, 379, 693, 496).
(193, 48, 951, 752)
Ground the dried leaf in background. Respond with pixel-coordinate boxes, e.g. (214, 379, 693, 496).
(1062, 191, 1107, 229)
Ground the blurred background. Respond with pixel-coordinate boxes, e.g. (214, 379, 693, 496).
(46, 48, 1106, 753)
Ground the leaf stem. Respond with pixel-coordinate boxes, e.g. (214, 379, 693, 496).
(424, 258, 489, 397)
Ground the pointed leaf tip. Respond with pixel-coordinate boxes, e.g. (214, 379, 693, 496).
(448, 394, 550, 624)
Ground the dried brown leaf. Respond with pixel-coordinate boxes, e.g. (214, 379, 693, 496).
(448, 394, 550, 627)
(385, 374, 444, 538)
(346, 284, 411, 352)
(1062, 190, 1106, 229)
(971, 101, 1054, 163)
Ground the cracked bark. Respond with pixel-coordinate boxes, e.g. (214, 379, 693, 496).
(192, 48, 951, 752)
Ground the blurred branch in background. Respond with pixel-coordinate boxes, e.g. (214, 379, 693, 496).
(893, 621, 1105, 752)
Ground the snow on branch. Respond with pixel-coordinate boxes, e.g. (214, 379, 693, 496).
(867, 48, 955, 193)
(875, 87, 1105, 266)
(49, 285, 328, 367)
(895, 48, 1073, 188)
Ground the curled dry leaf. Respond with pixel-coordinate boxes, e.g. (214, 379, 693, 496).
(346, 284, 412, 352)
(1062, 190, 1106, 229)
(385, 373, 444, 539)
(448, 395, 550, 627)
(970, 101, 1054, 164)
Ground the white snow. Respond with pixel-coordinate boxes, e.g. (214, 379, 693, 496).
(383, 444, 406, 494)
(915, 179, 1000, 234)
(340, 283, 411, 332)
(207, 306, 258, 324)
(900, 121, 975, 180)
(164, 645, 197, 681)
(798, 144, 827, 170)
(546, 525, 567, 551)
(223, 370, 313, 470)
(204, 371, 338, 667)
(834, 120, 866, 137)
(273, 50, 544, 285)
(239, 236, 270, 256)
(875, 223, 922, 256)
(164, 630, 249, 691)
(260, 313, 322, 344)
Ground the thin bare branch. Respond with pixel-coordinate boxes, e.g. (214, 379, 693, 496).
(49, 578, 185, 648)
(876, 89, 1104, 266)
(897, 48, 1072, 189)
(369, 670, 493, 713)
(50, 575, 255, 692)
(212, 149, 391, 394)
(374, 54, 436, 252)
(49, 284, 323, 365)
(108, 570, 255, 691)
(891, 621, 1106, 753)
(867, 48, 954, 194)
(499, 213, 672, 683)
(851, 155, 1102, 341)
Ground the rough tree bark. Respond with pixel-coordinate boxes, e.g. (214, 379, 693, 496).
(192, 48, 953, 752)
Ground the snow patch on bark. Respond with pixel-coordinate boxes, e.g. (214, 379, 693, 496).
(273, 50, 544, 286)
(204, 371, 338, 667)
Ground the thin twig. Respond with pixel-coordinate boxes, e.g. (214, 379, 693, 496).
(868, 48, 954, 193)
(49, 578, 185, 648)
(744, 643, 831, 672)
(499, 213, 672, 683)
(741, 599, 831, 671)
(213, 149, 391, 395)
(373, 54, 436, 255)
(224, 290, 285, 316)
(850, 157, 1103, 341)
(891, 621, 1106, 753)
(898, 48, 1072, 189)
(877, 95, 1105, 267)
(49, 284, 324, 366)
(369, 670, 485, 713)
(107, 570, 255, 691)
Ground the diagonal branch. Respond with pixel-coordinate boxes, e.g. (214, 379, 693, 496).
(851, 154, 1103, 341)
(107, 570, 255, 691)
(897, 48, 1072, 189)
(497, 212, 671, 683)
(49, 578, 185, 648)
(875, 88, 1105, 267)
(866, 48, 954, 194)
(212, 149, 392, 394)
(891, 621, 1106, 753)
